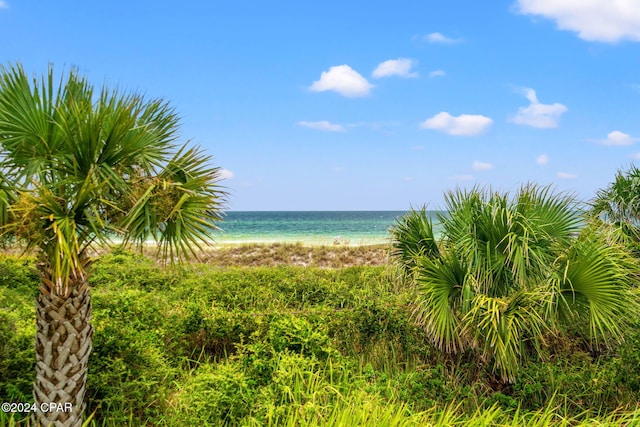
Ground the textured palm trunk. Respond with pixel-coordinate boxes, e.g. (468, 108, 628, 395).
(33, 281, 93, 427)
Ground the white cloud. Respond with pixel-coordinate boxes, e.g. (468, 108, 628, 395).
(429, 70, 446, 78)
(557, 172, 577, 179)
(509, 88, 567, 128)
(298, 120, 346, 132)
(515, 0, 640, 43)
(599, 130, 638, 146)
(424, 32, 463, 44)
(0, 1, 8, 8)
(472, 161, 494, 171)
(452, 174, 474, 181)
(309, 65, 373, 97)
(630, 152, 640, 160)
(219, 169, 234, 180)
(420, 112, 493, 136)
(402, 176, 414, 182)
(372, 58, 418, 78)
(536, 154, 549, 165)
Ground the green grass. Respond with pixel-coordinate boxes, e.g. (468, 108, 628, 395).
(1, 248, 640, 425)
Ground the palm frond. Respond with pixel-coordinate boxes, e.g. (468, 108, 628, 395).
(413, 252, 467, 353)
(389, 206, 439, 275)
(462, 291, 546, 382)
(121, 144, 226, 262)
(552, 228, 636, 345)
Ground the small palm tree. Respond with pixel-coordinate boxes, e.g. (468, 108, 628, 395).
(0, 64, 226, 427)
(391, 184, 635, 382)
(591, 164, 640, 254)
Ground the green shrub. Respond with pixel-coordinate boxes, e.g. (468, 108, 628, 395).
(180, 302, 260, 359)
(89, 249, 176, 290)
(88, 287, 179, 424)
(615, 324, 640, 392)
(266, 315, 337, 360)
(0, 305, 35, 402)
(0, 255, 38, 295)
(0, 256, 37, 402)
(173, 361, 259, 426)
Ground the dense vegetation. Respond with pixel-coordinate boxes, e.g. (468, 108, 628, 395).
(1, 246, 640, 426)
(0, 63, 226, 427)
(390, 185, 638, 383)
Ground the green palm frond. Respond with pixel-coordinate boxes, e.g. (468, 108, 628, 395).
(389, 206, 439, 275)
(551, 228, 635, 345)
(462, 291, 546, 382)
(121, 144, 226, 261)
(413, 252, 467, 353)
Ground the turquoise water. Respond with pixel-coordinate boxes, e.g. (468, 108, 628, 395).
(213, 211, 415, 245)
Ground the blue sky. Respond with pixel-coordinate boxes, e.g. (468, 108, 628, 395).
(1, 1, 639, 211)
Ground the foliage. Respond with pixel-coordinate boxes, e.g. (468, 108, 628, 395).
(0, 256, 38, 401)
(389, 206, 439, 275)
(392, 184, 638, 382)
(1, 251, 640, 425)
(591, 164, 640, 255)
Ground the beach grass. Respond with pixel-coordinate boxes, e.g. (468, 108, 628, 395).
(187, 242, 391, 268)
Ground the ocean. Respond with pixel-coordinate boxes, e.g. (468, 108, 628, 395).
(213, 211, 413, 245)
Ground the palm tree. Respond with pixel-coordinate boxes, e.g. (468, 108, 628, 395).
(391, 184, 635, 382)
(591, 164, 640, 254)
(0, 64, 226, 427)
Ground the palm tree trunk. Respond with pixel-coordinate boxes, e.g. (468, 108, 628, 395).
(33, 281, 93, 427)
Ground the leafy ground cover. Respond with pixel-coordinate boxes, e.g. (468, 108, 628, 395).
(1, 246, 640, 426)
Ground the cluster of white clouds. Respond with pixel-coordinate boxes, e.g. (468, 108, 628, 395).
(419, 87, 568, 136)
(309, 58, 421, 98)
(306, 65, 572, 136)
(308, 31, 462, 98)
(510, 1, 640, 180)
(303, 15, 639, 185)
(515, 0, 640, 43)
